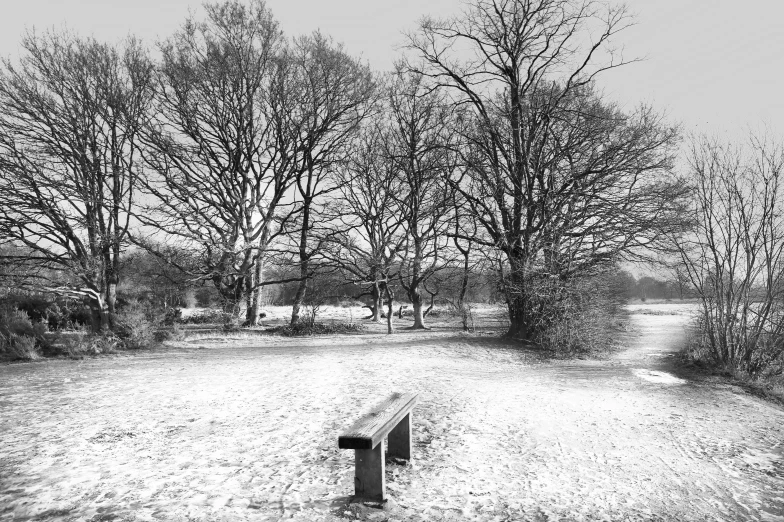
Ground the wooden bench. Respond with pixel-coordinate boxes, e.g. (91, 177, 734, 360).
(338, 392, 418, 501)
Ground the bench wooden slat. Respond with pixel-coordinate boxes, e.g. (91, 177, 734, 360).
(338, 392, 418, 450)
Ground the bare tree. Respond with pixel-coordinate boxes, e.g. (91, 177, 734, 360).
(323, 126, 405, 332)
(137, 0, 300, 323)
(385, 69, 457, 329)
(675, 133, 784, 375)
(283, 33, 376, 325)
(408, 0, 686, 339)
(0, 31, 154, 331)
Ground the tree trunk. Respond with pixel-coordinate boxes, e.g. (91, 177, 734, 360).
(505, 296, 530, 339)
(244, 274, 257, 326)
(291, 256, 308, 325)
(369, 282, 382, 321)
(220, 277, 243, 326)
(291, 189, 313, 325)
(423, 292, 436, 318)
(384, 284, 394, 335)
(103, 247, 119, 330)
(245, 254, 266, 326)
(458, 250, 470, 308)
(88, 294, 110, 333)
(410, 292, 427, 329)
(106, 281, 117, 323)
(503, 254, 531, 340)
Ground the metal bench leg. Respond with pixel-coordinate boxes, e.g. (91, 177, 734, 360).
(387, 412, 412, 460)
(354, 440, 385, 500)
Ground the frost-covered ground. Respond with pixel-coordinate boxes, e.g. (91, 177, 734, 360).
(1, 303, 783, 521)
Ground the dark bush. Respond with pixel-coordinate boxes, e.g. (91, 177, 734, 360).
(267, 322, 366, 337)
(522, 265, 629, 354)
(113, 301, 159, 350)
(0, 294, 90, 330)
(0, 304, 49, 360)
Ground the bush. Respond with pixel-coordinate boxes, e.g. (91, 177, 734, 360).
(113, 301, 158, 350)
(0, 332, 41, 360)
(154, 324, 185, 342)
(686, 310, 784, 378)
(0, 305, 48, 360)
(268, 322, 366, 337)
(521, 266, 629, 354)
(61, 330, 122, 358)
(163, 307, 182, 326)
(0, 294, 91, 330)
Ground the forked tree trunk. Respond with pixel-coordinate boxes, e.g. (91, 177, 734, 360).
(410, 291, 427, 329)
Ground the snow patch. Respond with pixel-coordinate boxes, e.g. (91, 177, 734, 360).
(632, 369, 686, 385)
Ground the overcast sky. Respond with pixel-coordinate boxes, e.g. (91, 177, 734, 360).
(0, 0, 782, 137)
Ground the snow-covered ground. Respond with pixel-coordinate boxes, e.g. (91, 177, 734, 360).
(1, 303, 783, 521)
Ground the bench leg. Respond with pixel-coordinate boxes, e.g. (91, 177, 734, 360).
(387, 412, 412, 460)
(354, 440, 385, 500)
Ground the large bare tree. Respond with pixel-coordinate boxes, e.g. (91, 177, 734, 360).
(0, 31, 154, 331)
(408, 0, 686, 338)
(323, 126, 406, 332)
(283, 33, 376, 325)
(385, 69, 457, 329)
(137, 0, 300, 323)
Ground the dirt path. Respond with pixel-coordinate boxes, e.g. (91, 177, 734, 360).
(1, 305, 783, 521)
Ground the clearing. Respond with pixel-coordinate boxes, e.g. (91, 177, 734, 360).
(1, 304, 783, 521)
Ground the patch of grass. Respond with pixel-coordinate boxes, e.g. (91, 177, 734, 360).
(267, 322, 366, 337)
(153, 324, 185, 342)
(60, 330, 122, 358)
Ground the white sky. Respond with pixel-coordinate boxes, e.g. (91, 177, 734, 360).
(0, 0, 782, 137)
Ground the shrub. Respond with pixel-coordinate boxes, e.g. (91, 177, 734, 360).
(113, 301, 158, 350)
(163, 307, 182, 326)
(0, 332, 41, 360)
(0, 305, 48, 360)
(521, 266, 628, 354)
(268, 322, 366, 337)
(61, 330, 122, 358)
(154, 324, 185, 342)
(686, 309, 784, 378)
(1, 294, 91, 330)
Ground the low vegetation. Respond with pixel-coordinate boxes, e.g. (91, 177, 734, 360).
(674, 135, 784, 381)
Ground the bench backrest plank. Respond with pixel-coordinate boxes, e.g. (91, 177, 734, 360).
(338, 392, 418, 450)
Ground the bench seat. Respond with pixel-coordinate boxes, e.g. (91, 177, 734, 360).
(339, 392, 418, 450)
(338, 392, 418, 500)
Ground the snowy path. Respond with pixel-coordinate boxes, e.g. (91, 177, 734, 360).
(1, 305, 783, 521)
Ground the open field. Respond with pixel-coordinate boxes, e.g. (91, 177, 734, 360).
(1, 303, 783, 521)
